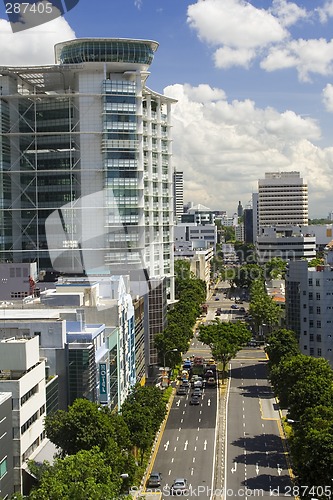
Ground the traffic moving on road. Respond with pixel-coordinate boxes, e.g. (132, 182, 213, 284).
(224, 350, 294, 500)
(144, 282, 295, 499)
(147, 357, 218, 499)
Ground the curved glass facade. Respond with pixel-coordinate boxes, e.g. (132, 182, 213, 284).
(57, 40, 157, 65)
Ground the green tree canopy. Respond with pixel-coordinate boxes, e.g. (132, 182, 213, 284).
(199, 320, 251, 382)
(265, 329, 300, 369)
(264, 257, 287, 280)
(28, 448, 123, 500)
(233, 264, 263, 289)
(222, 226, 236, 242)
(44, 399, 130, 458)
(234, 242, 256, 264)
(269, 354, 333, 419)
(290, 405, 333, 488)
(249, 280, 282, 335)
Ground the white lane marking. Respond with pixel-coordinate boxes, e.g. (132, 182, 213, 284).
(174, 446, 177, 451)
(256, 463, 259, 475)
(231, 462, 237, 473)
(171, 458, 174, 463)
(176, 400, 180, 407)
(191, 468, 194, 476)
(184, 440, 188, 451)
(204, 439, 207, 450)
(164, 440, 169, 451)
(208, 399, 211, 406)
(179, 427, 182, 431)
(193, 457, 195, 463)
(277, 464, 282, 476)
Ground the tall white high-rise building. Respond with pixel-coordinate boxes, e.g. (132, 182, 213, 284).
(0, 38, 175, 299)
(258, 171, 308, 229)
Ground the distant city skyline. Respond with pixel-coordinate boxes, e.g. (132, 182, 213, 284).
(0, 1, 333, 216)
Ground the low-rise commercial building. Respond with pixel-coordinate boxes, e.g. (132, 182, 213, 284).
(256, 226, 316, 264)
(0, 392, 14, 499)
(0, 337, 47, 494)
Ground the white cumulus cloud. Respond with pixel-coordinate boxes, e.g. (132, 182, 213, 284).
(164, 83, 331, 216)
(187, 0, 287, 50)
(262, 38, 333, 81)
(270, 0, 308, 27)
(187, 0, 333, 81)
(0, 15, 75, 66)
(322, 83, 333, 111)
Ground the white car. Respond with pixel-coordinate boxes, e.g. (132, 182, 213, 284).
(170, 478, 188, 495)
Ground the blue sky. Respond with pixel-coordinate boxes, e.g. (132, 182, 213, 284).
(1, 0, 333, 217)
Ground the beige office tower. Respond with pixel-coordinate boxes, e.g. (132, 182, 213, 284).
(258, 171, 308, 229)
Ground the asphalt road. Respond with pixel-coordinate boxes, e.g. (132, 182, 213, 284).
(147, 383, 218, 499)
(225, 350, 294, 499)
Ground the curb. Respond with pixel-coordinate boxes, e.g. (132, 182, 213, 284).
(135, 387, 176, 498)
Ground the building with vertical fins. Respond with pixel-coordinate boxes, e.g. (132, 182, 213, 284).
(173, 170, 184, 223)
(0, 38, 176, 302)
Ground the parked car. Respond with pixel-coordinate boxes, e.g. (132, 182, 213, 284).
(170, 478, 188, 495)
(231, 304, 239, 309)
(181, 379, 190, 387)
(239, 307, 246, 313)
(147, 471, 162, 488)
(215, 297, 219, 301)
(189, 395, 200, 405)
(192, 387, 202, 397)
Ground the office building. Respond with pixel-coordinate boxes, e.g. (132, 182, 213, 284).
(0, 337, 47, 494)
(235, 224, 244, 242)
(257, 171, 308, 229)
(256, 226, 316, 264)
(0, 38, 175, 301)
(0, 392, 14, 499)
(181, 204, 215, 225)
(173, 170, 184, 223)
(174, 224, 217, 250)
(243, 207, 254, 244)
(285, 253, 333, 367)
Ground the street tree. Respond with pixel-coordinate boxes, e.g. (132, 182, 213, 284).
(44, 399, 131, 457)
(28, 448, 124, 500)
(265, 329, 299, 369)
(264, 257, 287, 280)
(290, 405, 333, 487)
(233, 264, 263, 289)
(269, 354, 333, 418)
(199, 320, 251, 382)
(249, 280, 281, 335)
(121, 385, 167, 464)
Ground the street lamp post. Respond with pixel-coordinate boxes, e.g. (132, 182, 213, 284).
(163, 348, 178, 386)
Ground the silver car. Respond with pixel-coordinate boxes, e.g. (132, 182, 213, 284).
(170, 478, 188, 495)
